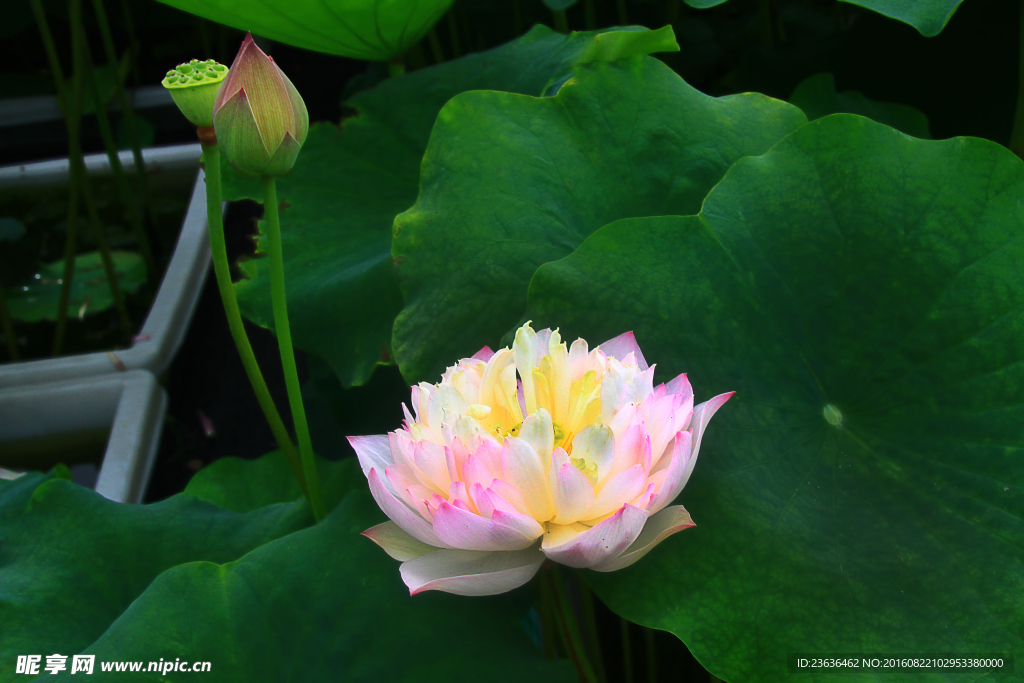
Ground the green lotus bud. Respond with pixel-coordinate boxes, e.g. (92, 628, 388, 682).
(212, 33, 308, 177)
(161, 59, 229, 128)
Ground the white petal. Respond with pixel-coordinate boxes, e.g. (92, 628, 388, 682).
(362, 521, 436, 561)
(349, 434, 393, 478)
(681, 392, 734, 490)
(400, 546, 546, 596)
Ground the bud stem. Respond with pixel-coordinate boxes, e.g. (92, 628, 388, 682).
(201, 145, 311, 506)
(262, 174, 326, 522)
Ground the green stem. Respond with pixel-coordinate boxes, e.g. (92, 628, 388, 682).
(546, 565, 598, 683)
(758, 0, 774, 49)
(1012, 0, 1024, 158)
(70, 0, 130, 338)
(538, 565, 559, 660)
(513, 0, 523, 37)
(79, 25, 156, 283)
(33, 0, 84, 355)
(79, 161, 132, 337)
(446, 6, 462, 58)
(91, 0, 159, 256)
(388, 59, 406, 78)
(116, 0, 141, 85)
(584, 0, 597, 29)
(203, 147, 309, 502)
(578, 578, 607, 683)
(644, 628, 657, 683)
(616, 0, 629, 25)
(621, 618, 635, 683)
(552, 9, 569, 32)
(261, 175, 326, 522)
(427, 27, 444, 63)
(0, 285, 18, 360)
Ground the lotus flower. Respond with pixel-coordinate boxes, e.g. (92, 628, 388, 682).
(349, 323, 732, 596)
(212, 33, 308, 177)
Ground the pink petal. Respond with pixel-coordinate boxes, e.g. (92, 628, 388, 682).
(362, 521, 436, 562)
(647, 430, 692, 515)
(432, 502, 543, 551)
(367, 468, 446, 548)
(593, 505, 695, 572)
(586, 464, 647, 521)
(551, 450, 596, 525)
(472, 346, 495, 362)
(400, 547, 545, 596)
(598, 331, 649, 371)
(681, 391, 734, 490)
(542, 504, 649, 568)
(501, 436, 554, 521)
(665, 372, 693, 401)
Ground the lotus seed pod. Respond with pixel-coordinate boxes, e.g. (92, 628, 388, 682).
(161, 59, 229, 128)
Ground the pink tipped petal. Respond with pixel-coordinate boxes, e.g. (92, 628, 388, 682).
(586, 464, 647, 521)
(593, 505, 695, 572)
(681, 391, 734, 490)
(433, 502, 543, 551)
(401, 547, 546, 596)
(213, 87, 271, 173)
(367, 468, 446, 549)
(472, 346, 495, 362)
(647, 431, 692, 515)
(362, 521, 436, 562)
(598, 331, 649, 370)
(542, 504, 649, 568)
(349, 434, 394, 479)
(501, 436, 554, 521)
(552, 459, 597, 525)
(665, 372, 693, 401)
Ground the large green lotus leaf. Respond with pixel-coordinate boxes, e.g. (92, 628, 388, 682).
(525, 115, 1024, 681)
(791, 73, 930, 138)
(0, 467, 66, 541)
(155, 0, 454, 61)
(184, 449, 358, 513)
(50, 491, 575, 683)
(222, 25, 679, 387)
(391, 56, 806, 382)
(0, 481, 314, 680)
(5, 250, 146, 323)
(841, 0, 964, 37)
(682, 0, 962, 36)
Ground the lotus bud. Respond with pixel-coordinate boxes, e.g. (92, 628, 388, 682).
(212, 33, 309, 177)
(161, 59, 229, 128)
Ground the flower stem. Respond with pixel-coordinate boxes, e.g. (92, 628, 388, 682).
(620, 618, 635, 683)
(446, 6, 462, 58)
(578, 577, 607, 683)
(261, 174, 325, 522)
(91, 0, 160, 262)
(32, 0, 83, 355)
(545, 564, 598, 683)
(552, 9, 569, 33)
(1011, 0, 1024, 158)
(616, 0, 629, 25)
(79, 31, 155, 286)
(0, 285, 18, 360)
(584, 0, 596, 30)
(644, 627, 657, 683)
(202, 145, 308, 501)
(426, 28, 444, 63)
